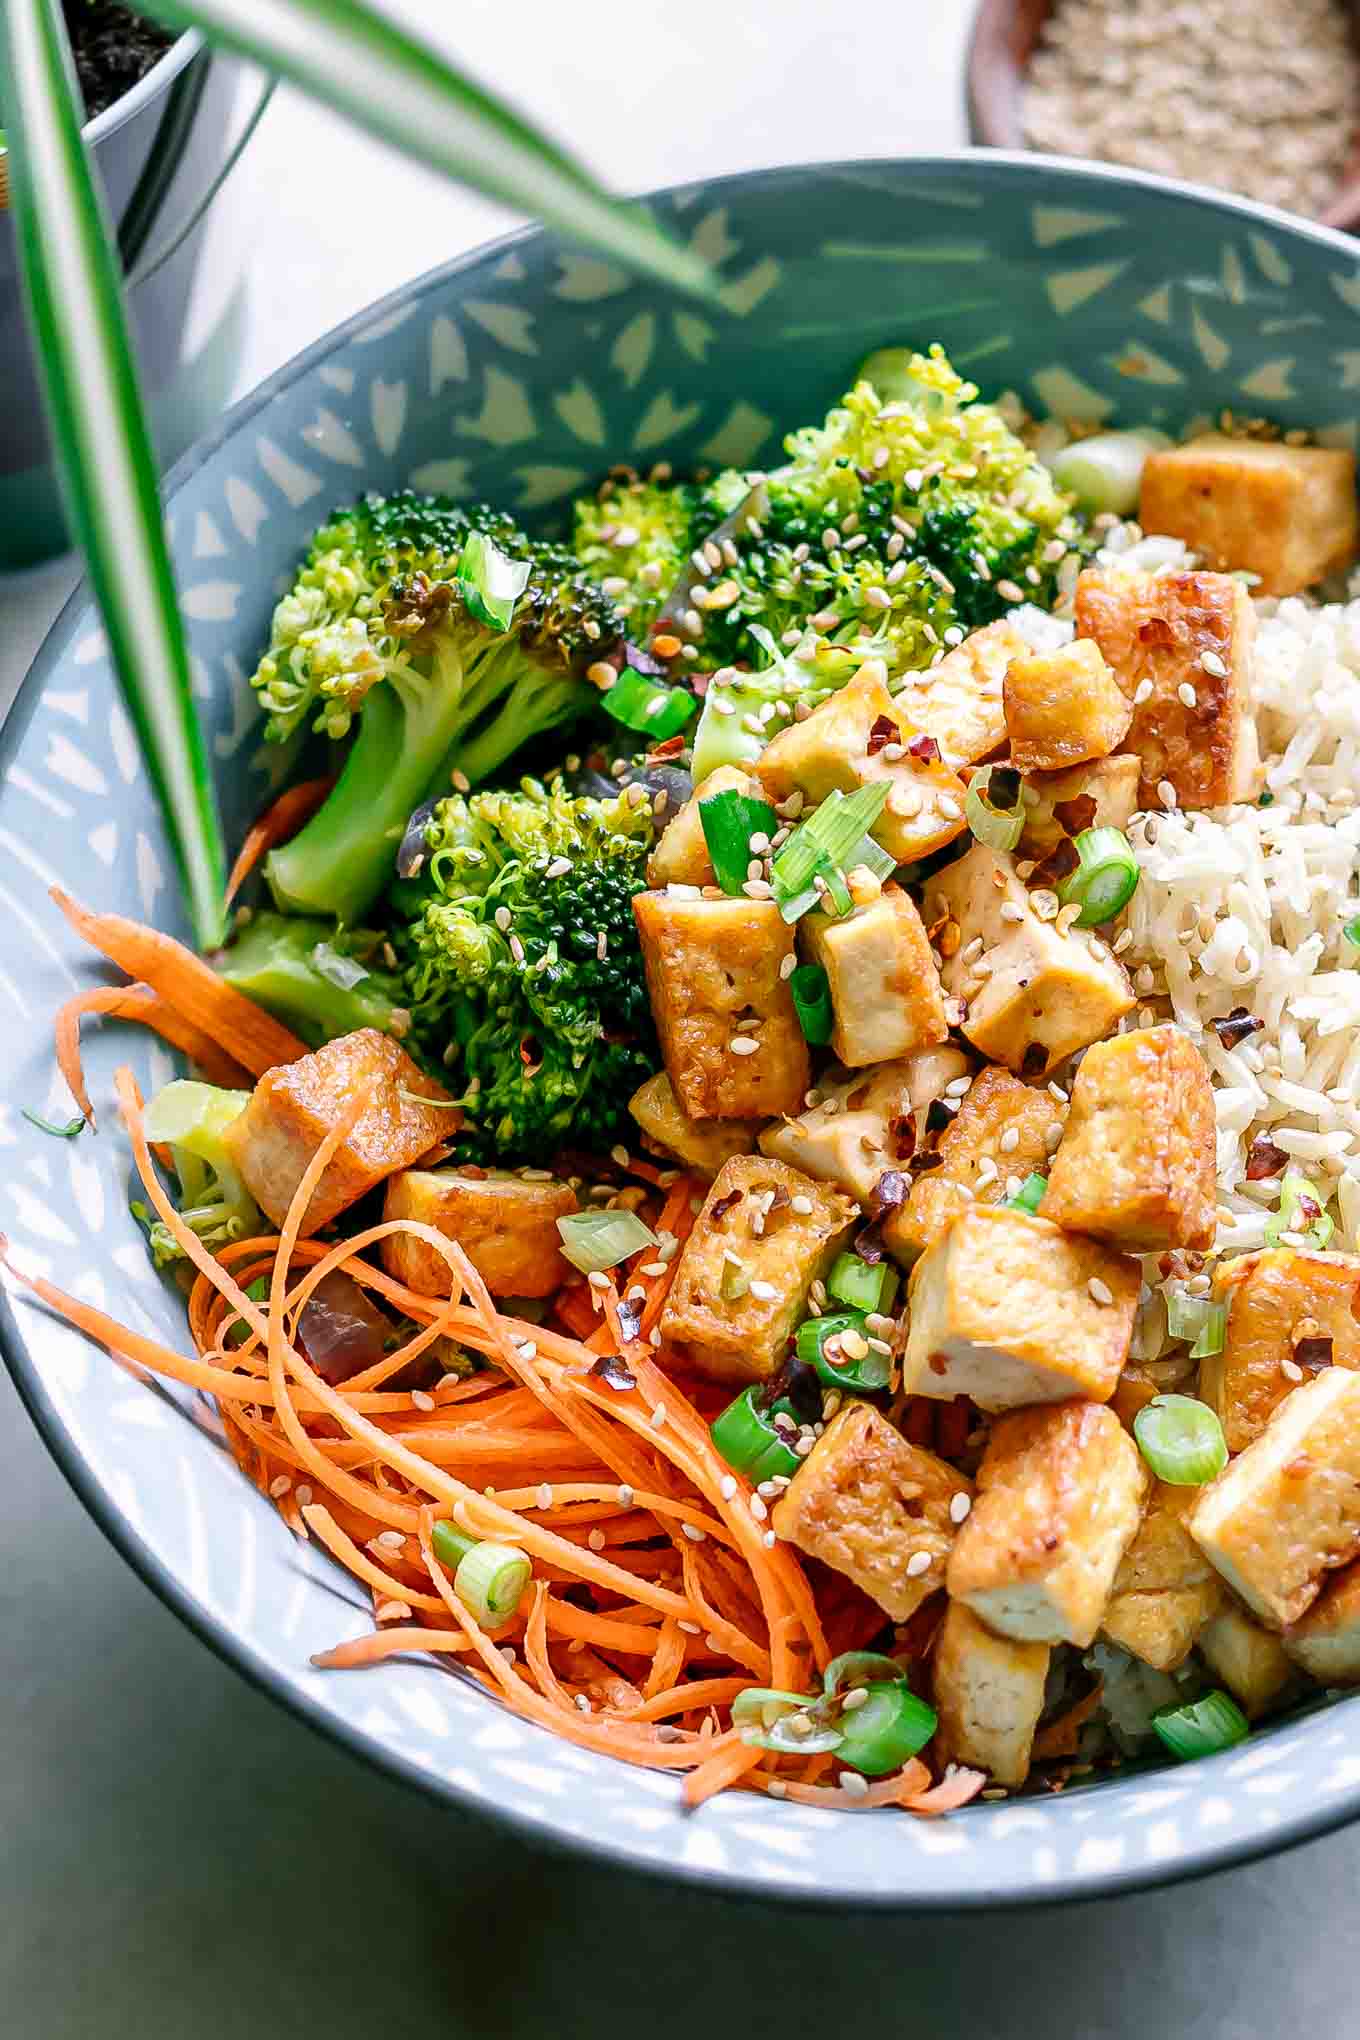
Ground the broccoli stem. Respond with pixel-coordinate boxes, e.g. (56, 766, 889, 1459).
(214, 911, 403, 1045)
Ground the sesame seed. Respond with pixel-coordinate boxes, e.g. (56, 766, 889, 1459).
(494, 905, 512, 932)
(720, 1474, 737, 1500)
(999, 901, 1025, 923)
(839, 1771, 870, 1800)
(588, 1529, 606, 1552)
(616, 1485, 634, 1507)
(269, 1474, 292, 1499)
(999, 1126, 1021, 1154)
(996, 578, 1024, 603)
(650, 1404, 667, 1430)
(587, 1269, 611, 1291)
(950, 1491, 973, 1523)
(729, 1036, 760, 1056)
(1088, 1276, 1114, 1306)
(537, 1483, 554, 1509)
(376, 1529, 405, 1550)
(411, 1389, 435, 1412)
(767, 1778, 787, 1798)
(749, 1494, 769, 1522)
(450, 769, 471, 794)
(938, 795, 962, 820)
(596, 930, 609, 961)
(840, 1686, 871, 1711)
(749, 1279, 778, 1300)
(1158, 779, 1179, 810)
(764, 1529, 777, 1548)
(1200, 649, 1228, 678)
(1281, 1358, 1305, 1382)
(1133, 678, 1154, 706)
(1177, 681, 1198, 709)
(637, 1260, 667, 1278)
(575, 1694, 592, 1714)
(906, 1549, 933, 1577)
(677, 1620, 701, 1635)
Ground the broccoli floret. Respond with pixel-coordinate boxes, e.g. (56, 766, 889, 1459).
(573, 475, 700, 631)
(140, 1080, 260, 1265)
(212, 910, 408, 1047)
(251, 491, 622, 925)
(396, 776, 658, 1162)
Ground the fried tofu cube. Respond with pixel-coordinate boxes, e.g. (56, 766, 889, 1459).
(1039, 1024, 1217, 1252)
(928, 844, 1133, 1077)
(381, 1167, 576, 1298)
(800, 883, 947, 1068)
(1199, 1605, 1297, 1718)
(645, 765, 760, 888)
(908, 618, 1028, 767)
(1284, 1560, 1360, 1685)
(754, 661, 969, 864)
(1018, 753, 1141, 859)
(1003, 639, 1132, 773)
(903, 1205, 1139, 1410)
(1100, 1482, 1224, 1671)
(223, 1028, 449, 1237)
(633, 892, 809, 1120)
(1139, 434, 1358, 597)
(659, 1155, 857, 1383)
(931, 1602, 1050, 1787)
(759, 1048, 970, 1207)
(884, 1065, 1064, 1262)
(770, 1401, 972, 1622)
(627, 1072, 757, 1177)
(1075, 568, 1261, 809)
(947, 1402, 1147, 1645)
(1202, 1247, 1360, 1453)
(1188, 1367, 1360, 1628)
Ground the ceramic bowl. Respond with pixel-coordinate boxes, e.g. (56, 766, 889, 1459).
(5, 152, 1360, 1908)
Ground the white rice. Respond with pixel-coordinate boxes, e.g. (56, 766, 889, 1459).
(1120, 568, 1360, 1253)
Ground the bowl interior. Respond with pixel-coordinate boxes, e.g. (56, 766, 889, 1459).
(6, 153, 1360, 1906)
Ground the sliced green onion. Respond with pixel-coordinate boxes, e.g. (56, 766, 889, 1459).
(1264, 1168, 1334, 1250)
(1050, 428, 1172, 517)
(822, 1651, 905, 1696)
(737, 1712, 845, 1756)
(720, 1253, 750, 1303)
(796, 1310, 891, 1392)
(819, 864, 853, 918)
(731, 1686, 811, 1725)
(1007, 1172, 1048, 1214)
(21, 1108, 84, 1139)
(556, 1209, 657, 1275)
(789, 962, 835, 1046)
(1165, 1289, 1217, 1347)
(827, 1251, 898, 1316)
(710, 1385, 802, 1483)
(601, 665, 698, 740)
(698, 786, 778, 897)
(834, 1681, 939, 1776)
(1133, 1395, 1228, 1486)
(1151, 1689, 1249, 1762)
(1345, 916, 1360, 948)
(458, 529, 531, 632)
(965, 765, 1025, 852)
(1189, 1302, 1226, 1360)
(432, 1519, 531, 1626)
(1055, 826, 1140, 927)
(771, 783, 890, 920)
(847, 833, 897, 883)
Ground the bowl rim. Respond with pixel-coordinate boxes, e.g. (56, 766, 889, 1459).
(7, 148, 1360, 1907)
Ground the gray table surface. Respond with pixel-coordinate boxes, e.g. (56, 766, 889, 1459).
(5, 8, 1359, 2033)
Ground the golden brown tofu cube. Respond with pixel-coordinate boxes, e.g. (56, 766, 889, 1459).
(1188, 1367, 1360, 1628)
(627, 1072, 756, 1178)
(1075, 568, 1261, 809)
(1139, 434, 1358, 597)
(1003, 639, 1132, 774)
(659, 1155, 857, 1383)
(381, 1167, 576, 1299)
(947, 1401, 1147, 1646)
(931, 1601, 1050, 1788)
(1199, 1605, 1297, 1718)
(907, 618, 1028, 767)
(754, 661, 969, 864)
(1202, 1247, 1360, 1453)
(633, 892, 809, 1121)
(1040, 1024, 1217, 1252)
(645, 765, 761, 888)
(1284, 1560, 1360, 1685)
(1018, 753, 1141, 859)
(928, 844, 1133, 1077)
(223, 1029, 449, 1237)
(801, 883, 947, 1068)
(903, 1205, 1139, 1411)
(770, 1402, 972, 1622)
(1099, 1482, 1224, 1671)
(759, 1049, 970, 1207)
(885, 1065, 1063, 1263)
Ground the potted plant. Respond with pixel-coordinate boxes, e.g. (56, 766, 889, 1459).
(0, 5, 272, 570)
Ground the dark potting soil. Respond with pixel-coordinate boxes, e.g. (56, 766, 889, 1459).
(65, 3, 175, 121)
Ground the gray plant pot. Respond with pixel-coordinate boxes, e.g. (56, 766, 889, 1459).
(0, 31, 271, 572)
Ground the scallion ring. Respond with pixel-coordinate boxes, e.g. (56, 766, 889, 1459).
(1055, 826, 1140, 927)
(710, 1385, 802, 1482)
(827, 1250, 898, 1316)
(822, 1651, 906, 1696)
(795, 1310, 891, 1391)
(965, 764, 1025, 853)
(457, 530, 531, 632)
(1264, 1168, 1334, 1251)
(834, 1682, 939, 1776)
(556, 1209, 657, 1275)
(789, 962, 835, 1046)
(1165, 1289, 1225, 1357)
(1151, 1689, 1249, 1762)
(431, 1519, 531, 1626)
(600, 666, 697, 740)
(1006, 1172, 1048, 1214)
(1133, 1394, 1228, 1486)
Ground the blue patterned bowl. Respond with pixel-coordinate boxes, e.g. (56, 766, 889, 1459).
(6, 153, 1360, 1907)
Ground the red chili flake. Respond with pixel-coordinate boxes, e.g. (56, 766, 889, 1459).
(907, 733, 941, 763)
(1293, 1335, 1334, 1374)
(1210, 1007, 1263, 1049)
(1296, 1193, 1323, 1226)
(889, 1114, 917, 1162)
(590, 1353, 637, 1392)
(854, 1221, 887, 1263)
(520, 1036, 542, 1076)
(1021, 1042, 1049, 1079)
(646, 734, 688, 762)
(867, 714, 899, 757)
(869, 1169, 909, 1217)
(910, 1149, 945, 1174)
(710, 1189, 743, 1222)
(1245, 1135, 1289, 1182)
(1052, 793, 1098, 837)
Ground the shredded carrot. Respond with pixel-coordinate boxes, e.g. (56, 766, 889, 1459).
(1032, 1680, 1104, 1762)
(55, 983, 252, 1126)
(52, 889, 308, 1075)
(683, 1731, 763, 1807)
(225, 777, 334, 904)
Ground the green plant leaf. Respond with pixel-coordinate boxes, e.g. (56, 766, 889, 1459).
(138, 0, 718, 301)
(0, 1, 227, 946)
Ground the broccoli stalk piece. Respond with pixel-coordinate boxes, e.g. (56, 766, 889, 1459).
(212, 910, 407, 1047)
(140, 1080, 259, 1265)
(250, 492, 622, 925)
(395, 776, 658, 1161)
